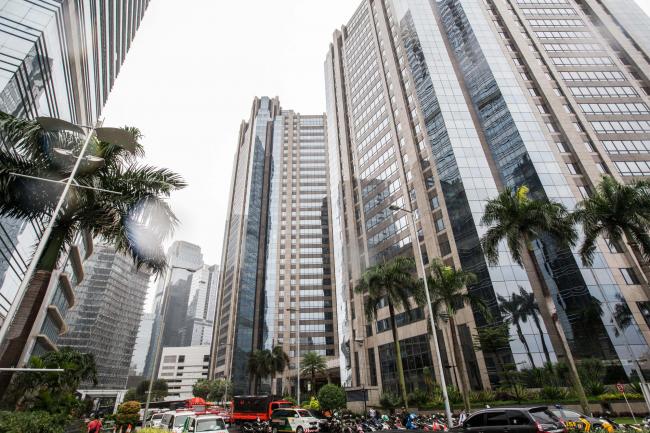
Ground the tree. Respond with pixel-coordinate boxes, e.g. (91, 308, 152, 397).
(134, 379, 168, 402)
(355, 256, 421, 407)
(4, 347, 97, 414)
(124, 388, 138, 402)
(473, 322, 513, 382)
(573, 176, 650, 277)
(193, 379, 211, 399)
(516, 286, 551, 363)
(301, 351, 327, 395)
(480, 185, 589, 414)
(497, 292, 535, 368)
(0, 112, 186, 379)
(422, 259, 485, 412)
(248, 349, 273, 393)
(271, 346, 290, 394)
(116, 401, 140, 432)
(317, 384, 346, 412)
(208, 379, 232, 402)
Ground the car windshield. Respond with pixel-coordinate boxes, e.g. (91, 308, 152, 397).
(297, 410, 311, 417)
(197, 418, 226, 431)
(530, 409, 560, 424)
(174, 415, 191, 427)
(153, 414, 163, 420)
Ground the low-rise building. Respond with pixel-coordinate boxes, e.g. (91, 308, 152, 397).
(157, 345, 210, 400)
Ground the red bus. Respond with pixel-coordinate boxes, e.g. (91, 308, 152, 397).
(231, 396, 293, 423)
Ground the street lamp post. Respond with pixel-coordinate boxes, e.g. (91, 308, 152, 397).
(286, 307, 300, 406)
(354, 338, 368, 415)
(0, 117, 135, 374)
(389, 204, 453, 427)
(142, 264, 200, 427)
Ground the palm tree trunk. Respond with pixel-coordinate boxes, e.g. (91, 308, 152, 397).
(388, 304, 409, 407)
(526, 245, 590, 414)
(531, 313, 551, 363)
(311, 369, 315, 398)
(515, 322, 535, 368)
(448, 315, 471, 412)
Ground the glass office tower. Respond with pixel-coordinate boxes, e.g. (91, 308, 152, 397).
(325, 0, 650, 402)
(0, 0, 150, 370)
(210, 98, 338, 395)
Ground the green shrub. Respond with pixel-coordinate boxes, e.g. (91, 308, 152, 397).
(446, 386, 463, 404)
(470, 390, 496, 404)
(317, 384, 346, 411)
(282, 395, 297, 406)
(407, 388, 429, 406)
(598, 392, 644, 401)
(116, 401, 141, 429)
(379, 392, 403, 410)
(139, 429, 163, 433)
(539, 385, 569, 400)
(0, 411, 65, 433)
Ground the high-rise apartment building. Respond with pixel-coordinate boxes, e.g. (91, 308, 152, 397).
(325, 0, 650, 401)
(0, 1, 150, 371)
(143, 241, 203, 377)
(210, 97, 338, 395)
(185, 264, 219, 346)
(158, 345, 210, 400)
(57, 243, 151, 389)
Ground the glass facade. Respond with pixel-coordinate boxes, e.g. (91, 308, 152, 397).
(211, 99, 338, 395)
(326, 0, 650, 399)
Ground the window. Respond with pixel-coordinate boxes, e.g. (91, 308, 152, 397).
(508, 411, 531, 426)
(566, 163, 579, 174)
(620, 268, 640, 285)
(485, 411, 509, 427)
(465, 414, 484, 428)
(178, 355, 185, 363)
(431, 196, 439, 209)
(435, 217, 445, 232)
(615, 161, 650, 176)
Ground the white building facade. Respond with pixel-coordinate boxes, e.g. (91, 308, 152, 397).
(157, 345, 210, 400)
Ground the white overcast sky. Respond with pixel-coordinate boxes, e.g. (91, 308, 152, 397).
(104, 0, 650, 268)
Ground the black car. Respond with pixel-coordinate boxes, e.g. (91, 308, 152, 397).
(452, 407, 566, 433)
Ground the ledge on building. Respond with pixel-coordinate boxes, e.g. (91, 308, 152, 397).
(35, 334, 58, 352)
(47, 305, 68, 335)
(69, 245, 85, 284)
(59, 273, 76, 309)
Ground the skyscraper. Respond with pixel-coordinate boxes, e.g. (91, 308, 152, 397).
(210, 97, 339, 395)
(0, 0, 150, 372)
(325, 0, 650, 401)
(131, 312, 154, 376)
(143, 240, 203, 377)
(185, 264, 219, 346)
(57, 242, 151, 389)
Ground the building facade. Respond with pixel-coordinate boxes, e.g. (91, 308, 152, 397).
(185, 264, 219, 346)
(210, 97, 339, 395)
(158, 345, 210, 400)
(0, 0, 150, 370)
(325, 0, 650, 400)
(57, 242, 150, 389)
(131, 312, 154, 376)
(143, 241, 204, 378)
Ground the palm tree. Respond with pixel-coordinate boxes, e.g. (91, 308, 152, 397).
(0, 112, 185, 382)
(247, 349, 273, 393)
(271, 345, 290, 394)
(516, 286, 551, 363)
(573, 176, 650, 278)
(497, 292, 535, 368)
(423, 259, 485, 412)
(480, 185, 589, 414)
(301, 351, 327, 396)
(355, 256, 421, 407)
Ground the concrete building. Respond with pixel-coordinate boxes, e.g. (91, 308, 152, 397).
(57, 243, 151, 389)
(131, 312, 154, 376)
(143, 241, 203, 378)
(210, 97, 339, 395)
(0, 0, 150, 372)
(325, 0, 650, 402)
(158, 345, 210, 400)
(185, 265, 219, 346)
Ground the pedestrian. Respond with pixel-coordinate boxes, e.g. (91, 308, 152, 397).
(87, 415, 102, 433)
(459, 409, 467, 425)
(368, 407, 376, 419)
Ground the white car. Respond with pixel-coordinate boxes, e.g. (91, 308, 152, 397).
(161, 410, 195, 433)
(181, 415, 228, 433)
(270, 408, 320, 433)
(147, 412, 165, 428)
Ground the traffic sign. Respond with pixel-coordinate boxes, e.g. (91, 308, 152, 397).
(617, 383, 625, 393)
